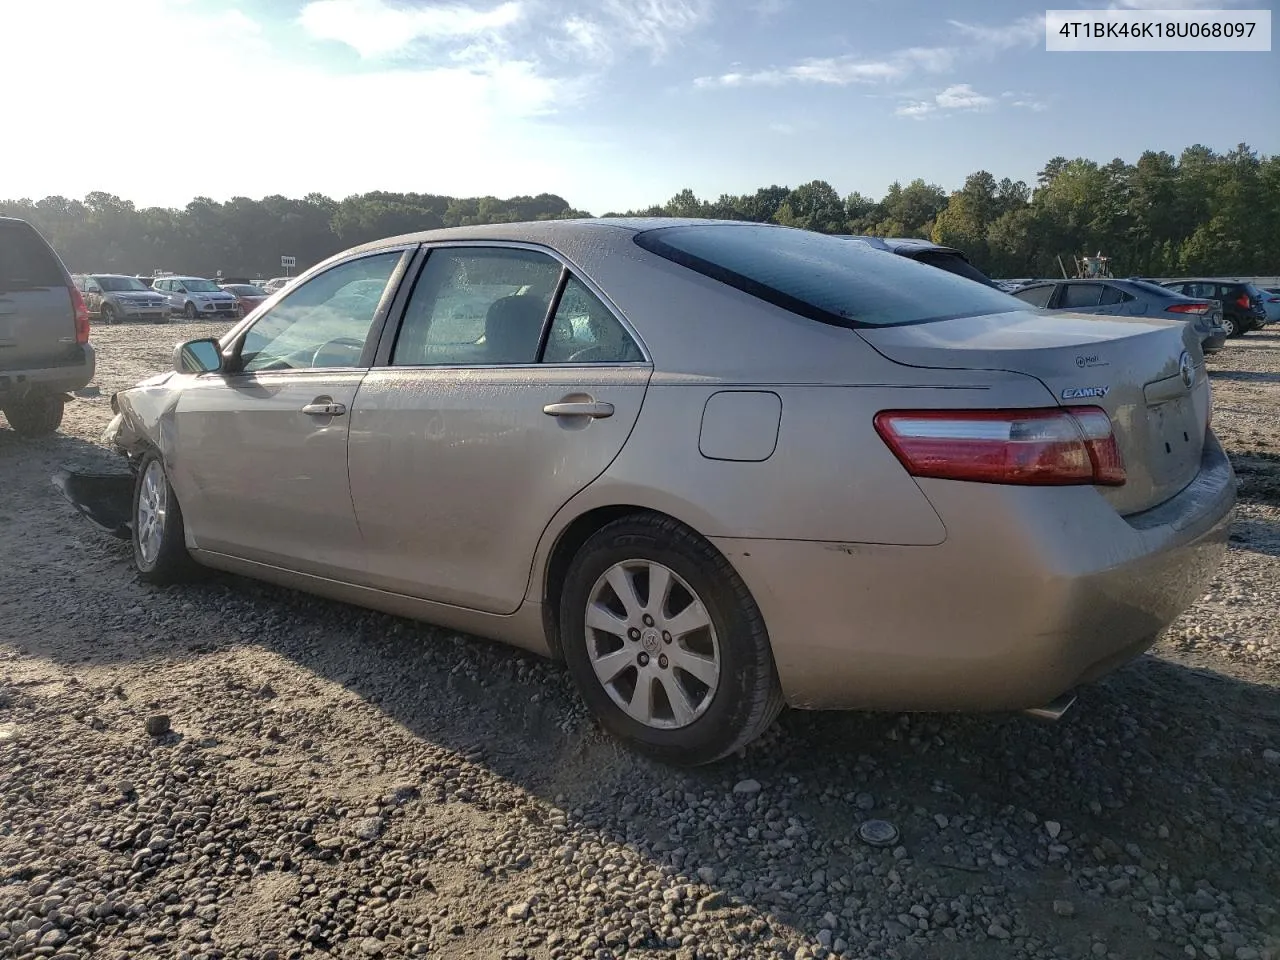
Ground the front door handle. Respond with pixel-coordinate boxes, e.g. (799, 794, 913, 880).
(301, 401, 346, 417)
(543, 400, 614, 419)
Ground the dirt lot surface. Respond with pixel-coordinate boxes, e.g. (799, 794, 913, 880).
(2, 322, 1278, 960)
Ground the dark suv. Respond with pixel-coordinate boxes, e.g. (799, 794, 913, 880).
(1159, 279, 1268, 337)
(837, 236, 999, 287)
(0, 218, 95, 436)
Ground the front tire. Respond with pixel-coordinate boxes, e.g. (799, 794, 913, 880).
(183, 302, 197, 321)
(132, 451, 200, 584)
(559, 513, 783, 766)
(101, 303, 118, 325)
(2, 392, 64, 437)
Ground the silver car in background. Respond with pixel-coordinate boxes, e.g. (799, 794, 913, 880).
(73, 274, 169, 324)
(152, 276, 240, 320)
(96, 219, 1233, 765)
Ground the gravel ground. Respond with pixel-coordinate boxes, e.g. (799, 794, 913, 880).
(2, 321, 1278, 960)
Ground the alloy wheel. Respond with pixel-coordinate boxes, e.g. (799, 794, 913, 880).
(584, 559, 721, 730)
(136, 459, 168, 565)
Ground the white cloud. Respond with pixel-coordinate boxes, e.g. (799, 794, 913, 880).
(696, 13, 1044, 91)
(752, 0, 790, 19)
(560, 0, 713, 64)
(895, 100, 936, 118)
(1111, 0, 1251, 7)
(947, 14, 1044, 49)
(935, 83, 994, 109)
(298, 0, 523, 59)
(895, 83, 997, 119)
(694, 45, 953, 88)
(0, 0, 581, 210)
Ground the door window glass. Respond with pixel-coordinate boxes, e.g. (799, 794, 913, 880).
(238, 251, 402, 372)
(391, 248, 562, 366)
(542, 277, 644, 363)
(1060, 283, 1105, 308)
(1012, 284, 1055, 308)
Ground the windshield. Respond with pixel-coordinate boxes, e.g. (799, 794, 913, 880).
(184, 279, 221, 293)
(635, 223, 1024, 327)
(97, 276, 148, 292)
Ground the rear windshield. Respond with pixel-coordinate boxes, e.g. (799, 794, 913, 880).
(911, 250, 996, 287)
(225, 284, 266, 295)
(0, 220, 65, 292)
(1125, 279, 1182, 299)
(633, 224, 1022, 327)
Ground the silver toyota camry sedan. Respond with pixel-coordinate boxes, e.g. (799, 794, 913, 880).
(101, 219, 1235, 765)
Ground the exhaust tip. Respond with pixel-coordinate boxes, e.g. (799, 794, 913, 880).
(1022, 692, 1077, 723)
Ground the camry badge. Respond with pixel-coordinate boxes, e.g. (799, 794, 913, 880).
(1179, 351, 1195, 389)
(1061, 386, 1110, 400)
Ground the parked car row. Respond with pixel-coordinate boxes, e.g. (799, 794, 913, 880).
(835, 239, 1245, 356)
(997, 275, 1272, 340)
(70, 273, 274, 324)
(1009, 278, 1229, 354)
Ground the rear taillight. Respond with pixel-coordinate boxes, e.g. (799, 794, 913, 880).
(874, 407, 1126, 487)
(69, 284, 90, 344)
(1236, 294, 1250, 308)
(1166, 303, 1209, 315)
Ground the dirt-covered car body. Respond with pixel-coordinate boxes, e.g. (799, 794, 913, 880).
(92, 218, 1234, 764)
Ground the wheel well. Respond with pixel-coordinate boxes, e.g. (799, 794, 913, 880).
(541, 504, 667, 659)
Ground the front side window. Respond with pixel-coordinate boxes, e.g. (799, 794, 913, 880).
(391, 247, 562, 366)
(1012, 284, 1055, 309)
(635, 223, 1023, 328)
(238, 251, 402, 372)
(543, 277, 644, 364)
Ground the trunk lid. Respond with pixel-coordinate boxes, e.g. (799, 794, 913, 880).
(859, 309, 1208, 516)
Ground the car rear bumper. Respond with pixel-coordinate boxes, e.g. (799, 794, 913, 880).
(713, 431, 1235, 712)
(0, 344, 96, 399)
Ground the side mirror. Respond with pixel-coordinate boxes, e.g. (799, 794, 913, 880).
(175, 338, 224, 374)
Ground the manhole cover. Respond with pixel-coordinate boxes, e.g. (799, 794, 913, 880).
(858, 819, 899, 847)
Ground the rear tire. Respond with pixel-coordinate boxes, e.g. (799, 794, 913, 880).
(1222, 316, 1238, 337)
(2, 392, 64, 437)
(559, 513, 784, 766)
(132, 451, 201, 584)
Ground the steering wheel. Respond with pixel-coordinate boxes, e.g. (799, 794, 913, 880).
(566, 344, 612, 364)
(311, 337, 365, 368)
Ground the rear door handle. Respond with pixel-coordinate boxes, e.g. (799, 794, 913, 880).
(543, 401, 614, 419)
(301, 401, 346, 417)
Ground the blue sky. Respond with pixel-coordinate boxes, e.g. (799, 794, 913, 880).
(5, 0, 1277, 213)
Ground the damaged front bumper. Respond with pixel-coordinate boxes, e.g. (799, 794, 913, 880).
(51, 468, 134, 540)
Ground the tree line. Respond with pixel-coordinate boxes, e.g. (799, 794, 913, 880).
(2, 142, 1275, 281)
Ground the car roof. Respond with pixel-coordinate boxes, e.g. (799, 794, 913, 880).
(345, 217, 797, 258)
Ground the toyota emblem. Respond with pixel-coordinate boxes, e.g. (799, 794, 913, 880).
(1178, 351, 1195, 389)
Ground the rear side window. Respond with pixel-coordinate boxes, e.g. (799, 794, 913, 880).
(1060, 283, 1105, 308)
(1012, 284, 1055, 308)
(1098, 285, 1131, 305)
(634, 224, 1022, 328)
(0, 220, 65, 292)
(911, 250, 995, 287)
